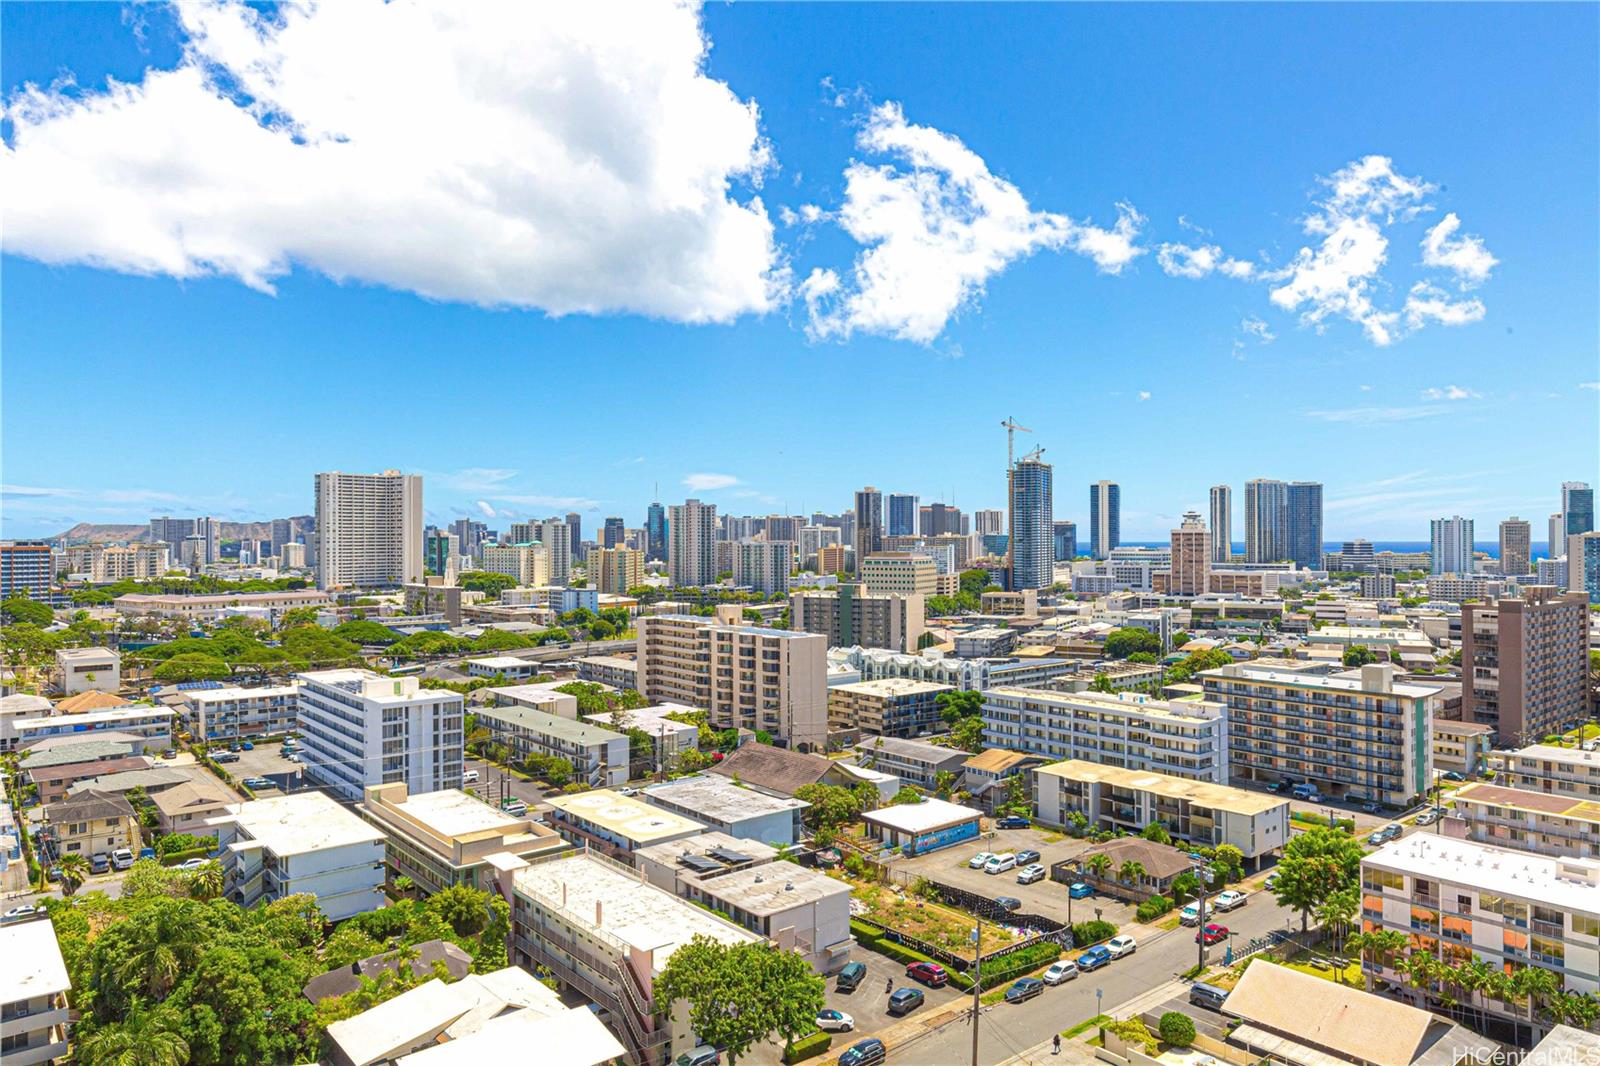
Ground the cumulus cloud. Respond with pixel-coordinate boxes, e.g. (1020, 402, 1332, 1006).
(1420, 213, 1497, 287)
(1420, 384, 1481, 401)
(1137, 390, 1152, 401)
(803, 101, 1143, 343)
(683, 472, 740, 492)
(1240, 315, 1275, 343)
(1156, 242, 1255, 280)
(1, 0, 784, 323)
(1580, 382, 1600, 391)
(475, 500, 498, 519)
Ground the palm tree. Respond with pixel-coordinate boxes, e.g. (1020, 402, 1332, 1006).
(1315, 886, 1359, 963)
(185, 861, 223, 901)
(1512, 965, 1562, 1044)
(1400, 951, 1441, 1009)
(115, 908, 204, 1000)
(1117, 860, 1146, 887)
(78, 1003, 190, 1066)
(57, 854, 90, 897)
(1085, 853, 1113, 881)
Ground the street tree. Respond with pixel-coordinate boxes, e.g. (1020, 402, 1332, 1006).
(655, 937, 824, 1064)
(1271, 825, 1365, 930)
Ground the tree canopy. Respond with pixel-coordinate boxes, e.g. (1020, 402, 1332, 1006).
(1103, 627, 1162, 659)
(1, 596, 54, 626)
(655, 937, 824, 1062)
(457, 571, 519, 596)
(1270, 825, 1365, 930)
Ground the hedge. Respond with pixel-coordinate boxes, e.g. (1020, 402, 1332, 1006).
(783, 1031, 832, 1063)
(973, 940, 1062, 989)
(1135, 895, 1174, 923)
(849, 920, 975, 991)
(160, 846, 217, 866)
(1071, 920, 1117, 946)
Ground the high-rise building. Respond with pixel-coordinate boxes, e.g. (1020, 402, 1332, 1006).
(270, 517, 295, 555)
(1499, 517, 1532, 576)
(799, 525, 841, 566)
(565, 513, 582, 553)
(1429, 515, 1475, 575)
(424, 533, 451, 576)
(1243, 479, 1288, 564)
(1169, 511, 1211, 597)
(1461, 588, 1590, 742)
(480, 543, 549, 588)
(859, 553, 937, 597)
(789, 585, 925, 654)
(853, 487, 883, 572)
(449, 519, 487, 558)
(1562, 481, 1594, 536)
(1337, 539, 1376, 573)
(0, 540, 52, 599)
(887, 494, 920, 537)
(1571, 531, 1600, 603)
(920, 503, 964, 536)
(668, 499, 718, 587)
(974, 509, 1004, 537)
(589, 546, 645, 595)
(1549, 514, 1566, 561)
(194, 516, 221, 564)
(535, 519, 573, 586)
(1285, 482, 1323, 571)
(1053, 520, 1077, 563)
(313, 470, 423, 590)
(732, 540, 792, 595)
(645, 501, 667, 562)
(602, 517, 626, 548)
(149, 515, 195, 554)
(1007, 454, 1052, 590)
(296, 669, 463, 801)
(764, 515, 802, 544)
(1208, 485, 1232, 564)
(61, 543, 170, 583)
(1089, 481, 1120, 560)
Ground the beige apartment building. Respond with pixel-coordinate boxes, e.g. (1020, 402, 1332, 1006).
(480, 543, 550, 588)
(61, 542, 170, 583)
(1499, 517, 1532, 576)
(789, 584, 925, 654)
(360, 782, 566, 895)
(637, 607, 827, 750)
(1499, 744, 1600, 800)
(1168, 511, 1212, 597)
(1442, 781, 1599, 859)
(815, 544, 847, 575)
(588, 546, 645, 595)
(827, 678, 952, 738)
(1461, 588, 1590, 743)
(859, 552, 937, 596)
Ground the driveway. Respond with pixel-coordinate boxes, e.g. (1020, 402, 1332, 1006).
(464, 758, 547, 813)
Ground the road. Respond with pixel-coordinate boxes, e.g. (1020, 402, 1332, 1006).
(464, 757, 548, 813)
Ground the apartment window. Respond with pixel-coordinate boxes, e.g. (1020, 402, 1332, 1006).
(1363, 868, 1403, 891)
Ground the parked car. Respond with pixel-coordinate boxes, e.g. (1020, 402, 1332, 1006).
(1196, 923, 1229, 945)
(161, 749, 178, 760)
(835, 961, 867, 992)
(1264, 872, 1279, 890)
(618, 787, 640, 797)
(993, 896, 1022, 913)
(1213, 889, 1248, 912)
(1361, 802, 1382, 814)
(45, 866, 62, 883)
(111, 848, 135, 871)
(1016, 863, 1046, 885)
(1014, 849, 1041, 866)
(462, 770, 480, 783)
(969, 851, 997, 870)
(1441, 771, 1465, 782)
(502, 801, 528, 817)
(240, 741, 254, 750)
(1041, 960, 1078, 985)
(285, 753, 301, 763)
(2, 905, 38, 922)
(984, 853, 1017, 875)
(1265, 781, 1283, 793)
(1004, 977, 1045, 1004)
(138, 847, 156, 861)
(838, 1038, 886, 1066)
(226, 743, 240, 752)
(1189, 982, 1230, 1011)
(675, 1046, 720, 1066)
(1179, 901, 1210, 925)
(996, 815, 1031, 829)
(213, 751, 240, 763)
(1068, 881, 1093, 899)
(814, 1009, 855, 1032)
(90, 852, 111, 874)
(1415, 808, 1444, 826)
(905, 961, 949, 987)
(177, 858, 211, 871)
(887, 988, 925, 1016)
(1076, 945, 1112, 972)
(1106, 935, 1138, 958)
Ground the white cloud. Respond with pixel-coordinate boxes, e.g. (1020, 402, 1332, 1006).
(1, 0, 784, 323)
(803, 101, 1142, 343)
(1420, 213, 1497, 287)
(474, 500, 497, 519)
(1137, 390, 1152, 401)
(1580, 382, 1600, 391)
(1402, 282, 1486, 330)
(1304, 405, 1454, 425)
(1359, 384, 1373, 391)
(1240, 315, 1275, 343)
(1420, 384, 1480, 401)
(682, 472, 740, 492)
(1156, 242, 1255, 280)
(488, 493, 599, 512)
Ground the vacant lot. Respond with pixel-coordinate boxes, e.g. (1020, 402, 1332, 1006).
(842, 875, 1020, 958)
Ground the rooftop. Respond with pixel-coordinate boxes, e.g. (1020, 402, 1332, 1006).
(544, 789, 705, 844)
(513, 853, 759, 968)
(1035, 759, 1289, 816)
(149, 778, 237, 815)
(854, 735, 968, 762)
(0, 919, 71, 1002)
(831, 678, 953, 699)
(478, 704, 625, 746)
(1225, 960, 1440, 1066)
(963, 748, 1040, 773)
(185, 684, 298, 703)
(303, 939, 473, 1003)
(1450, 782, 1600, 823)
(323, 978, 467, 1066)
(575, 655, 636, 670)
(1511, 744, 1600, 767)
(584, 702, 700, 733)
(217, 790, 386, 857)
(396, 1000, 625, 1066)
(54, 690, 134, 714)
(466, 655, 534, 669)
(985, 685, 1225, 724)
(633, 831, 780, 872)
(642, 775, 807, 822)
(708, 742, 834, 796)
(19, 739, 137, 770)
(698, 861, 850, 914)
(1205, 662, 1442, 699)
(1364, 835, 1600, 914)
(57, 646, 119, 663)
(16, 704, 174, 730)
(861, 796, 981, 834)
(375, 786, 535, 839)
(27, 755, 150, 783)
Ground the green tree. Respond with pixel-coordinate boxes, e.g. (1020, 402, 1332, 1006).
(1118, 860, 1147, 886)
(1088, 673, 1116, 694)
(934, 689, 984, 724)
(78, 1002, 190, 1066)
(458, 571, 519, 596)
(427, 883, 490, 938)
(186, 861, 224, 901)
(1085, 853, 1113, 880)
(655, 938, 824, 1064)
(1171, 631, 1192, 648)
(1342, 644, 1378, 667)
(1, 621, 65, 665)
(1271, 825, 1365, 931)
(1103, 627, 1162, 659)
(948, 715, 985, 753)
(793, 783, 868, 832)
(1, 596, 54, 626)
(332, 620, 402, 646)
(890, 786, 923, 805)
(1158, 1011, 1196, 1048)
(57, 853, 90, 896)
(1140, 822, 1171, 845)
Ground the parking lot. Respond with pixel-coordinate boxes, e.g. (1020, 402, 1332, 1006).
(222, 740, 306, 792)
(464, 758, 547, 813)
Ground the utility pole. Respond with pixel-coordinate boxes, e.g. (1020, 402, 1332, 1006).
(970, 913, 983, 1066)
(1195, 858, 1210, 976)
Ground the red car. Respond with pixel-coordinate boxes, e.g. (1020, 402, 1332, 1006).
(905, 961, 949, 987)
(1196, 923, 1229, 946)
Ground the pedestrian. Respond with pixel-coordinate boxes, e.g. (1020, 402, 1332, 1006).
(886, 976, 894, 994)
(1053, 1034, 1062, 1055)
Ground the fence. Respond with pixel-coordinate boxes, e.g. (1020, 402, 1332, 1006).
(855, 871, 1074, 973)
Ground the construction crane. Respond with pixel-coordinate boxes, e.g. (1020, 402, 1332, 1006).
(1000, 418, 1033, 581)
(1000, 417, 1032, 473)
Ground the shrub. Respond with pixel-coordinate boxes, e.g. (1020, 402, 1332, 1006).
(783, 1031, 832, 1063)
(1158, 1011, 1196, 1048)
(1071, 920, 1117, 947)
(1135, 895, 1174, 922)
(156, 832, 216, 857)
(976, 940, 1061, 988)
(1106, 1019, 1158, 1055)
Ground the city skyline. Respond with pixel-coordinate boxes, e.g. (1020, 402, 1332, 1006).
(3, 3, 1597, 539)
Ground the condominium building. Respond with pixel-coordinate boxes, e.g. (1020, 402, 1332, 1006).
(639, 775, 808, 845)
(583, 702, 699, 767)
(1461, 589, 1590, 742)
(1500, 517, 1533, 576)
(1286, 481, 1324, 571)
(532, 519, 573, 586)
(1201, 662, 1436, 806)
(1500, 744, 1600, 800)
(475, 703, 629, 788)
(1425, 574, 1504, 603)
(973, 509, 1004, 537)
(14, 705, 175, 752)
(42, 789, 141, 860)
(1571, 531, 1600, 603)
(798, 525, 841, 566)
(60, 542, 170, 583)
(55, 647, 119, 696)
(1361, 573, 1398, 598)
(182, 684, 298, 744)
(1431, 719, 1496, 777)
(1244, 479, 1288, 564)
(210, 791, 387, 921)
(1, 918, 72, 1066)
(637, 609, 827, 749)
(1562, 481, 1595, 537)
(1430, 515, 1475, 575)
(1169, 511, 1211, 597)
(982, 687, 1229, 782)
(814, 544, 848, 575)
(1359, 836, 1599, 1024)
(112, 588, 333, 621)
(887, 493, 919, 537)
(789, 585, 925, 654)
(588, 546, 645, 595)
(1032, 760, 1290, 864)
(1441, 781, 1599, 859)
(358, 783, 566, 895)
(1053, 520, 1077, 563)
(314, 470, 423, 589)
(480, 542, 550, 588)
(859, 552, 937, 597)
(645, 501, 667, 562)
(295, 669, 464, 802)
(854, 487, 884, 571)
(0, 540, 52, 600)
(1007, 454, 1053, 591)
(852, 735, 970, 789)
(1089, 481, 1120, 560)
(575, 655, 639, 692)
(1209, 485, 1233, 564)
(667, 499, 717, 587)
(541, 790, 705, 858)
(831, 646, 1079, 692)
(732, 540, 792, 595)
(828, 678, 953, 738)
(679, 861, 854, 975)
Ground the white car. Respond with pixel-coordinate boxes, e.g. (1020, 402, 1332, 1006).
(969, 851, 997, 870)
(110, 848, 135, 871)
(984, 853, 1017, 875)
(1179, 901, 1211, 925)
(1016, 863, 1047, 885)
(462, 770, 479, 783)
(1106, 935, 1138, 958)
(2, 906, 37, 923)
(1041, 960, 1078, 985)
(177, 858, 211, 871)
(814, 1009, 855, 1032)
(1213, 889, 1248, 912)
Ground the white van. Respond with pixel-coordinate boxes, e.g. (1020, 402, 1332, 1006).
(984, 853, 1017, 875)
(462, 770, 480, 783)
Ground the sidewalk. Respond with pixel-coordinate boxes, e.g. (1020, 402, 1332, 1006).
(994, 979, 1187, 1066)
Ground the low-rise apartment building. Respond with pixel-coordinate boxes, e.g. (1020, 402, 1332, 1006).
(831, 646, 1079, 692)
(112, 589, 332, 621)
(1441, 781, 1599, 859)
(788, 586, 926, 654)
(633, 832, 780, 892)
(953, 627, 1016, 658)
(55, 647, 120, 696)
(14, 705, 175, 752)
(576, 655, 638, 691)
(183, 684, 298, 744)
(982, 686, 1228, 782)
(1032, 760, 1290, 865)
(0, 919, 72, 1066)
(680, 862, 853, 974)
(484, 683, 578, 718)
(359, 783, 566, 895)
(475, 704, 629, 788)
(60, 542, 169, 584)
(542, 789, 704, 860)
(1359, 836, 1599, 1025)
(639, 775, 807, 846)
(150, 779, 236, 835)
(637, 610, 827, 751)
(41, 789, 140, 861)
(464, 656, 546, 680)
(827, 678, 952, 738)
(210, 791, 387, 921)
(852, 735, 969, 789)
(296, 669, 464, 802)
(584, 702, 700, 768)
(28, 755, 150, 804)
(1201, 662, 1436, 806)
(1499, 744, 1600, 800)
(1431, 719, 1496, 777)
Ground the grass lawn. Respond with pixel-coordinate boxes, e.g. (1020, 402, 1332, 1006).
(1214, 952, 1361, 990)
(1061, 1014, 1111, 1039)
(840, 877, 1021, 958)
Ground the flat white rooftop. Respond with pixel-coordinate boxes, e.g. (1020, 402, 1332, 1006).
(700, 862, 851, 915)
(861, 796, 981, 834)
(1365, 835, 1600, 915)
(186, 684, 298, 702)
(545, 789, 704, 845)
(642, 775, 807, 822)
(832, 678, 953, 698)
(0, 919, 70, 1003)
(16, 705, 174, 729)
(385, 788, 528, 838)
(467, 656, 534, 670)
(398, 1004, 625, 1066)
(1210, 663, 1442, 699)
(219, 790, 386, 857)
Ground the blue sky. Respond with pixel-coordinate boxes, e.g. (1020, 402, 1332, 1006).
(3, 2, 1596, 541)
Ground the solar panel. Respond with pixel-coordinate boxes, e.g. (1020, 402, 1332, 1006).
(708, 847, 752, 865)
(679, 854, 722, 873)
